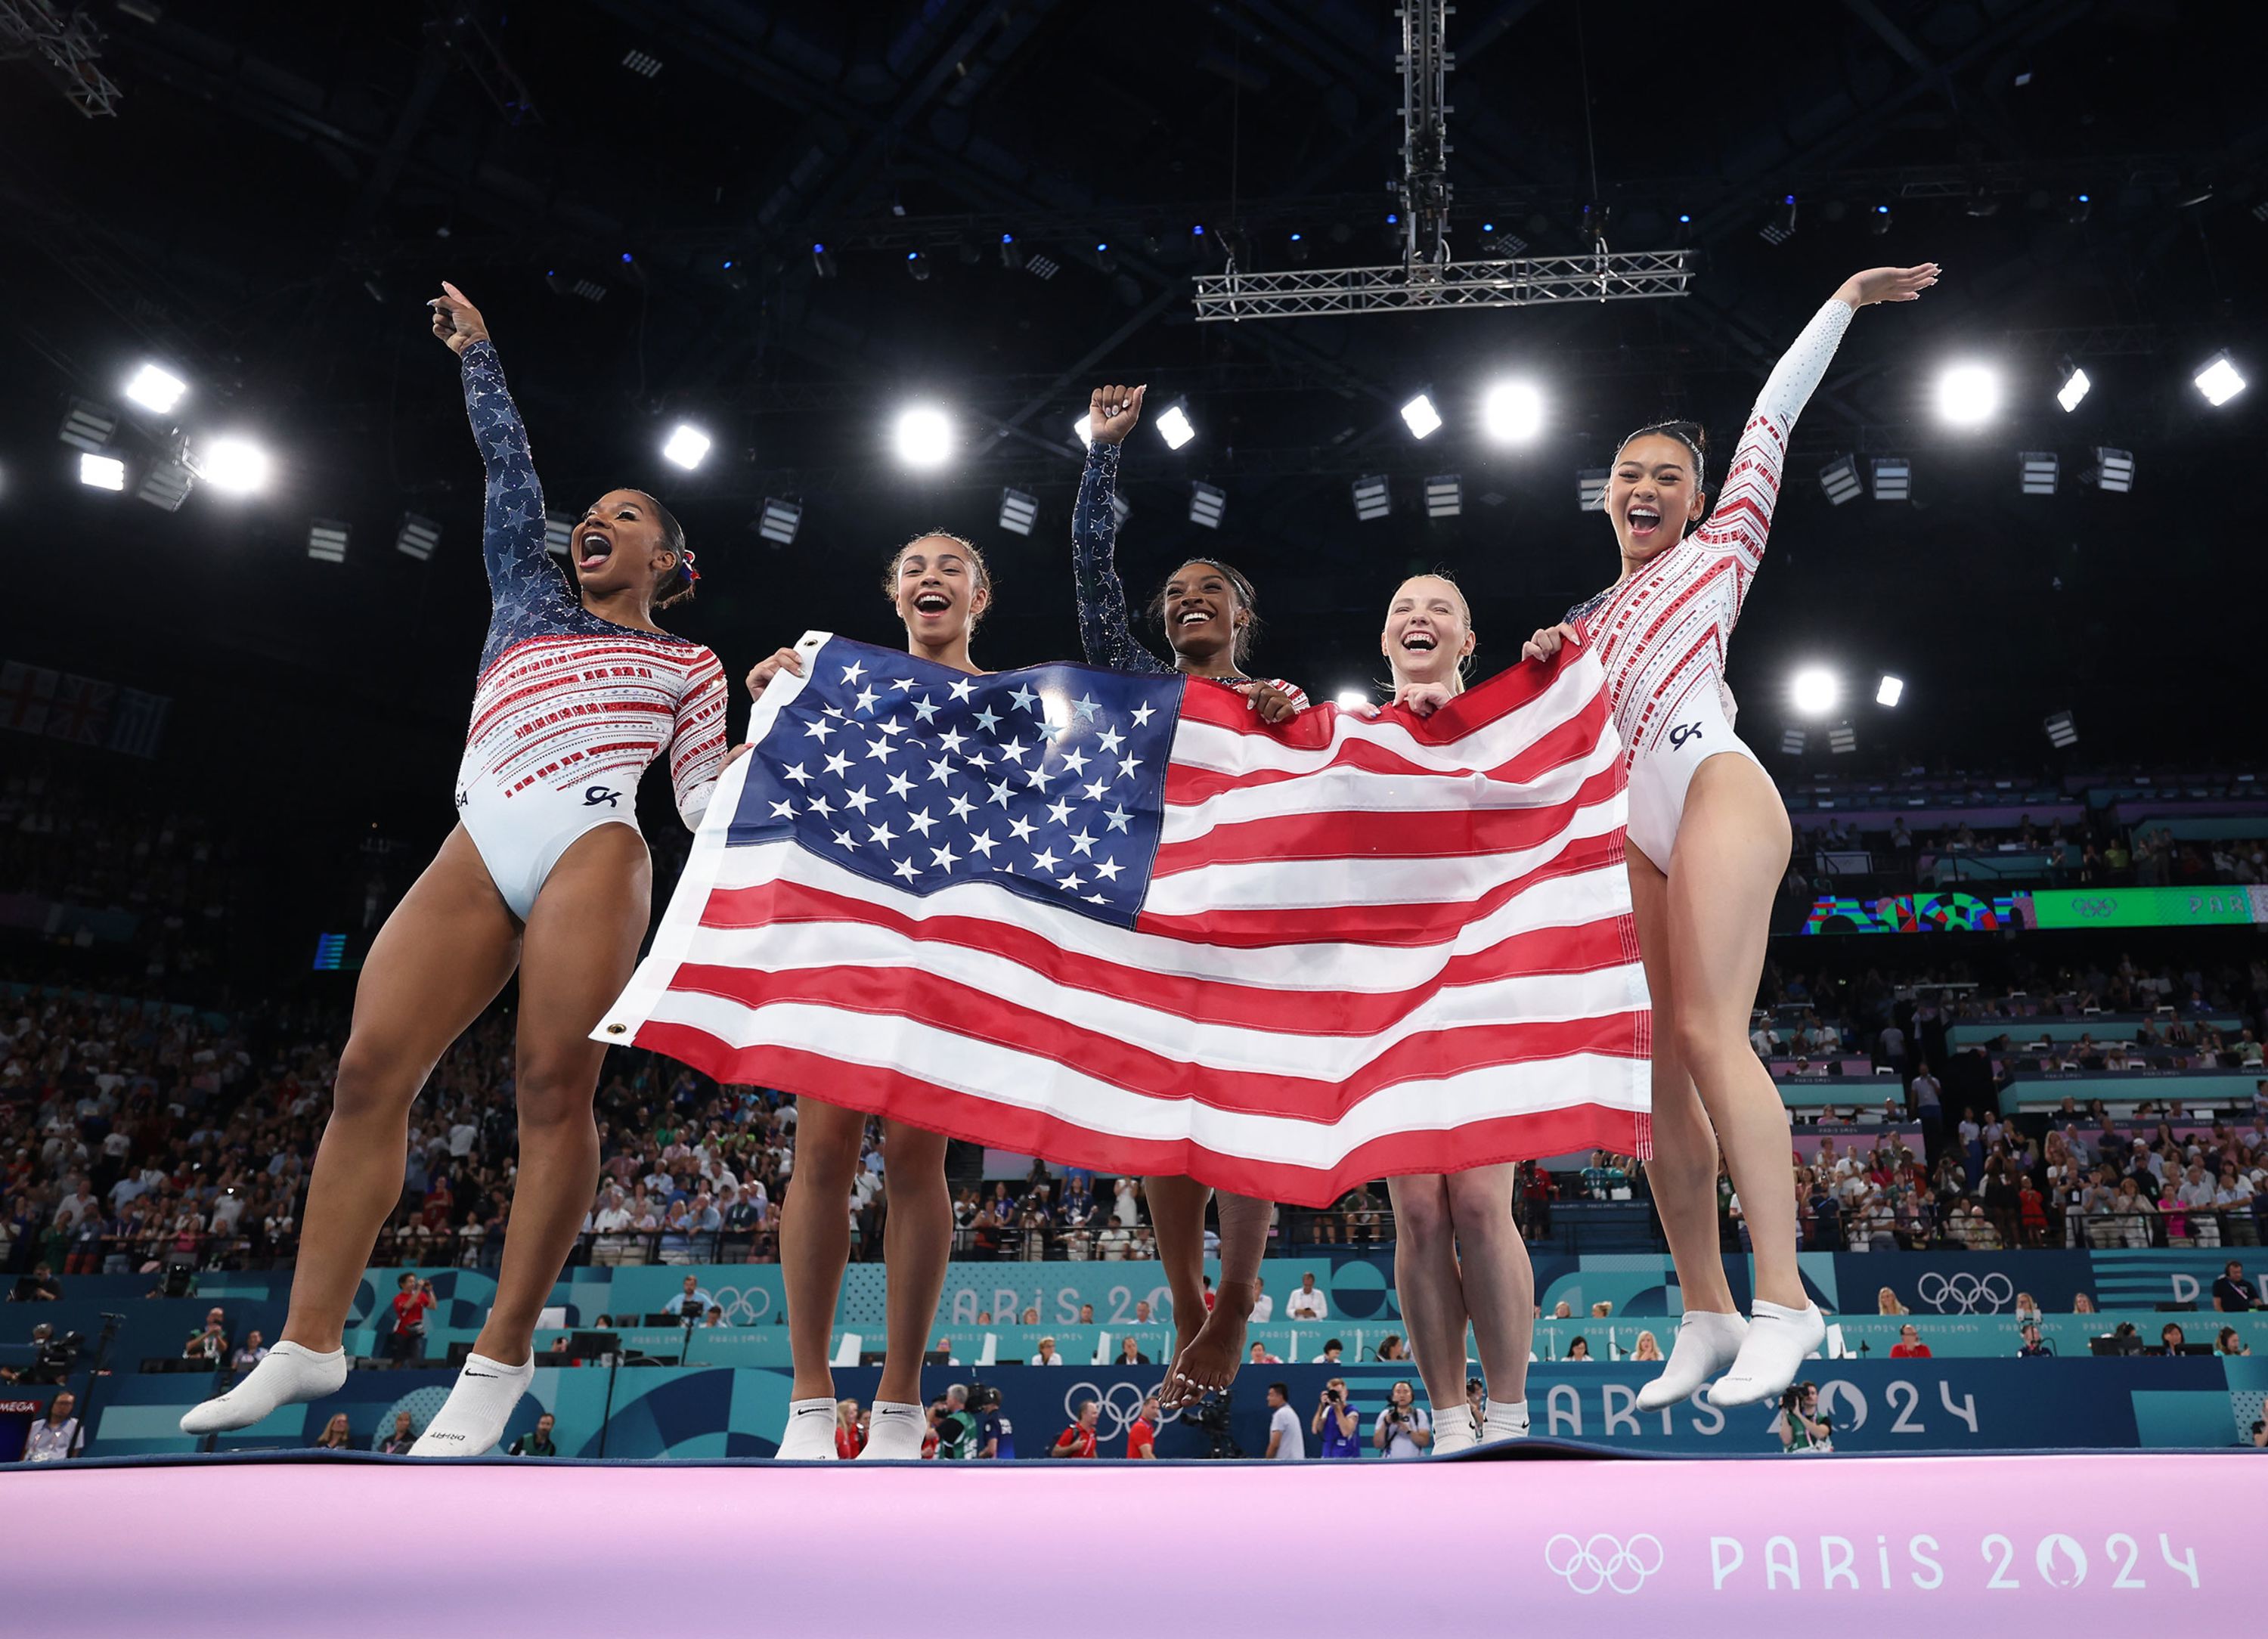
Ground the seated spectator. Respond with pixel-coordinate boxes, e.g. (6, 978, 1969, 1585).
(182, 1311, 229, 1362)
(228, 1329, 268, 1372)
(2217, 1328, 2251, 1357)
(2214, 1261, 2262, 1312)
(2016, 1325, 2051, 1358)
(314, 1413, 354, 1450)
(1631, 1331, 1662, 1362)
(1313, 1338, 1345, 1365)
(508, 1413, 561, 1457)
(1247, 1341, 1282, 1365)
(1116, 1335, 1148, 1365)
(1030, 1335, 1066, 1367)
(1285, 1272, 1328, 1321)
(1564, 1337, 1592, 1361)
(373, 1411, 416, 1455)
(2158, 1322, 2189, 1355)
(1888, 1323, 1932, 1359)
(701, 1304, 726, 1328)
(22, 1391, 81, 1463)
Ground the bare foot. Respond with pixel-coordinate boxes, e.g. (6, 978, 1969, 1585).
(1168, 1281, 1252, 1405)
(1158, 1311, 1208, 1411)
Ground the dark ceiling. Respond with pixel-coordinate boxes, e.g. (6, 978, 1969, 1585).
(2, 0, 2263, 827)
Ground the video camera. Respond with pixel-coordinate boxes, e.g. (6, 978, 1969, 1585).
(31, 1329, 82, 1386)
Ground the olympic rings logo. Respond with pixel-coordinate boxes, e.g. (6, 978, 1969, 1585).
(1915, 1271, 2013, 1314)
(703, 1284, 775, 1325)
(1545, 1533, 1665, 1595)
(1064, 1380, 1163, 1440)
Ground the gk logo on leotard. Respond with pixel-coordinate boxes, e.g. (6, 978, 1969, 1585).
(583, 786, 621, 807)
(1668, 721, 1704, 751)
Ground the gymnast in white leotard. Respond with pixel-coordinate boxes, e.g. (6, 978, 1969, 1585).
(1524, 265, 1939, 1413)
(181, 283, 729, 1458)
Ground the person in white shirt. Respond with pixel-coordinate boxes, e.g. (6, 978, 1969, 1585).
(1247, 1276, 1274, 1323)
(1372, 1380, 1430, 1457)
(1030, 1336, 1067, 1366)
(23, 1393, 81, 1463)
(1285, 1272, 1328, 1321)
(448, 1116, 479, 1158)
(1265, 1383, 1305, 1460)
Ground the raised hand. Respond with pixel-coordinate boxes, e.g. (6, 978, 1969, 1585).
(745, 646, 805, 696)
(1238, 680, 1300, 725)
(1520, 622, 1582, 664)
(1835, 264, 1940, 308)
(1089, 383, 1147, 447)
(429, 281, 491, 355)
(1393, 680, 1456, 718)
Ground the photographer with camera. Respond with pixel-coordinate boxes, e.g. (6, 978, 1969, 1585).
(1373, 1379, 1432, 1458)
(1312, 1377, 1360, 1459)
(1772, 1381, 1833, 1454)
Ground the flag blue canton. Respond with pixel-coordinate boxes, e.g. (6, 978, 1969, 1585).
(728, 637, 1182, 929)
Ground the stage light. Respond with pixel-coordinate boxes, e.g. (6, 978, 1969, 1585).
(1876, 675, 1905, 708)
(2065, 192, 2092, 224)
(2194, 349, 2246, 407)
(1424, 475, 1462, 518)
(906, 250, 930, 283)
(570, 278, 608, 302)
(1287, 232, 1307, 263)
(125, 364, 187, 414)
(1400, 393, 1442, 439)
(1094, 242, 1117, 272)
(200, 436, 270, 494)
(58, 399, 117, 453)
(620, 252, 634, 265)
(1071, 411, 1093, 450)
(2043, 711, 2078, 749)
(1790, 667, 1840, 717)
(1111, 494, 1131, 528)
(998, 234, 1024, 271)
(756, 497, 802, 546)
(1870, 203, 1892, 236)
(1352, 475, 1391, 522)
(1577, 469, 1609, 512)
(2087, 448, 2135, 493)
(1188, 482, 1226, 530)
(1829, 723, 1857, 755)
(895, 407, 953, 469)
(622, 48, 662, 77)
(1335, 688, 1369, 711)
(396, 513, 441, 560)
(1155, 402, 1196, 450)
(307, 519, 350, 562)
(1780, 728, 1807, 756)
(136, 456, 193, 512)
(811, 243, 836, 279)
(544, 513, 575, 560)
(1024, 253, 1061, 281)
(1481, 380, 1543, 443)
(78, 453, 125, 491)
(1818, 454, 1862, 506)
(2056, 364, 2091, 412)
(662, 424, 711, 470)
(1870, 457, 1910, 502)
(1937, 364, 2000, 426)
(998, 488, 1040, 537)
(2019, 451, 2058, 495)
(1760, 195, 1797, 245)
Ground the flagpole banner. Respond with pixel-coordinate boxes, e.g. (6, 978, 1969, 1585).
(598, 631, 1650, 1205)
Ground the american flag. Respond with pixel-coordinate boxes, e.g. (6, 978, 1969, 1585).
(598, 633, 1651, 1205)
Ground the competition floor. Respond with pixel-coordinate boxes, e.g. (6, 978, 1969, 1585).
(11, 1443, 2257, 1629)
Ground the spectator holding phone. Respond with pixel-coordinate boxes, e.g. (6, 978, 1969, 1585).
(384, 1274, 435, 1363)
(1312, 1379, 1361, 1459)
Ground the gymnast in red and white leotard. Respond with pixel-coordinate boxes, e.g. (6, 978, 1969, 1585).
(1524, 265, 1938, 1411)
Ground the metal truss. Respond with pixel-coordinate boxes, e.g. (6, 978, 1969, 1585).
(0, 0, 121, 116)
(1194, 249, 1693, 321)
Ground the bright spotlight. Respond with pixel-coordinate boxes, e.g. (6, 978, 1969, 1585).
(662, 423, 711, 469)
(1155, 402, 1196, 450)
(1334, 688, 1369, 711)
(1936, 364, 2000, 426)
(200, 437, 271, 494)
(1876, 674, 1904, 707)
(1790, 667, 1840, 717)
(1481, 380, 1544, 443)
(125, 364, 187, 414)
(79, 453, 126, 491)
(2194, 350, 2247, 407)
(2056, 364, 2091, 413)
(895, 406, 953, 469)
(1399, 392, 1443, 439)
(1072, 411, 1094, 450)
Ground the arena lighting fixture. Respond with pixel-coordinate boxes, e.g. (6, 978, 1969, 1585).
(1780, 727, 1808, 757)
(2043, 710, 2078, 749)
(1817, 454, 1862, 506)
(1351, 474, 1391, 522)
(78, 452, 125, 491)
(1154, 401, 1196, 451)
(1759, 195, 1797, 245)
(755, 497, 802, 547)
(58, 398, 117, 454)
(2089, 448, 2135, 493)
(1287, 232, 1308, 263)
(1481, 380, 1544, 443)
(1870, 457, 1910, 502)
(1399, 392, 1443, 439)
(1335, 688, 1369, 711)
(906, 250, 930, 283)
(1577, 469, 1609, 512)
(1870, 203, 1892, 236)
(661, 424, 711, 470)
(810, 243, 836, 279)
(997, 234, 1024, 271)
(1110, 494, 1131, 528)
(544, 512, 575, 559)
(197, 436, 270, 494)
(1188, 482, 1226, 530)
(135, 455, 193, 512)
(2056, 362, 2091, 413)
(997, 488, 1040, 537)
(1790, 667, 1840, 717)
(1424, 474, 1463, 518)
(2064, 192, 2092, 224)
(124, 363, 187, 414)
(1093, 241, 1118, 273)
(621, 48, 662, 77)
(396, 513, 441, 561)
(1024, 253, 1061, 281)
(307, 519, 350, 563)
(1876, 675, 1905, 708)
(1829, 723, 1857, 756)
(2019, 451, 2059, 496)
(1936, 364, 2001, 426)
(570, 278, 608, 302)
(894, 406, 953, 469)
(2193, 349, 2246, 407)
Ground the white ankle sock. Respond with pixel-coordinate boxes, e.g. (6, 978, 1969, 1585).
(1634, 1309, 1748, 1412)
(1480, 1397, 1529, 1440)
(408, 1351, 533, 1457)
(1432, 1414, 1478, 1455)
(857, 1400, 926, 1461)
(1707, 1300, 1826, 1409)
(776, 1396, 841, 1460)
(180, 1340, 348, 1436)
